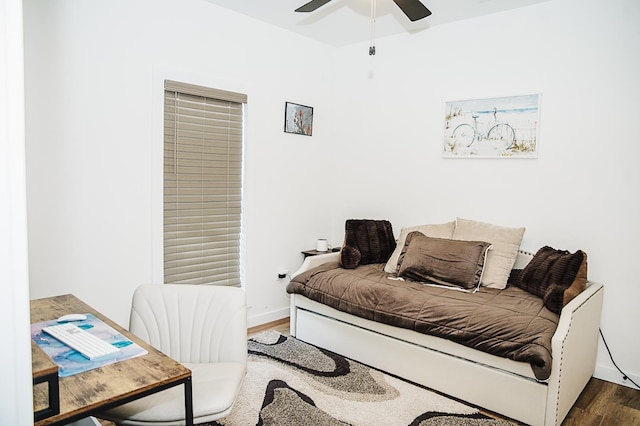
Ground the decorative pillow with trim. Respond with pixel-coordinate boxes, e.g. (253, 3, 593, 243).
(453, 218, 525, 289)
(339, 219, 396, 269)
(397, 232, 492, 290)
(510, 246, 587, 314)
(383, 221, 456, 273)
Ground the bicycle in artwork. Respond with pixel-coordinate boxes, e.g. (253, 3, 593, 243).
(451, 109, 515, 151)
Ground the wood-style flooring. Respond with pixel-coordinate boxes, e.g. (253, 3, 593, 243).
(250, 318, 640, 426)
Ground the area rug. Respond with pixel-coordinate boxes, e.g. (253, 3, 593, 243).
(205, 331, 513, 426)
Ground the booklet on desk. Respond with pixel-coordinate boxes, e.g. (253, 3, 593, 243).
(31, 314, 148, 377)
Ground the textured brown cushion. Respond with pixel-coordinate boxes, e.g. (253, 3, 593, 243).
(511, 246, 588, 314)
(340, 245, 362, 269)
(397, 232, 492, 290)
(339, 219, 396, 269)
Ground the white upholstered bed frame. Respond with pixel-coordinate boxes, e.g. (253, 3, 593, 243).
(288, 250, 604, 426)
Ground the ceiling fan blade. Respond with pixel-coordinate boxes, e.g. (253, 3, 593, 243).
(295, 0, 333, 13)
(392, 0, 432, 21)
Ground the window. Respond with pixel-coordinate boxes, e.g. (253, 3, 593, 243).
(163, 80, 246, 286)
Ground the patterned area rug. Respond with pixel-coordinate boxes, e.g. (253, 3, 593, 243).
(205, 331, 513, 426)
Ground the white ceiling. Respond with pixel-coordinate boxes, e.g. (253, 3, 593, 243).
(204, 0, 550, 47)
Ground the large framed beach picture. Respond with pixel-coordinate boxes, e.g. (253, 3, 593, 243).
(443, 93, 541, 158)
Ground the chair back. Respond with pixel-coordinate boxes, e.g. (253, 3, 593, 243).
(129, 284, 247, 365)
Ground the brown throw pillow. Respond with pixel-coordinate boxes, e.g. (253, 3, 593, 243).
(397, 232, 492, 290)
(512, 246, 588, 314)
(340, 245, 362, 269)
(339, 219, 396, 269)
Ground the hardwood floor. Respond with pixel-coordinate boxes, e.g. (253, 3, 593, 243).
(248, 317, 291, 338)
(249, 318, 640, 426)
(564, 377, 640, 426)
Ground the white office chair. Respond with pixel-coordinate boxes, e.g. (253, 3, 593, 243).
(100, 284, 247, 426)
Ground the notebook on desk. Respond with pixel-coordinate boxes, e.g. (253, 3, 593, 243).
(31, 314, 148, 377)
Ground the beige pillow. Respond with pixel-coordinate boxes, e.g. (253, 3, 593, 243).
(452, 218, 525, 289)
(384, 221, 456, 273)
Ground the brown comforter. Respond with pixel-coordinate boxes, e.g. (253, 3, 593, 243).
(287, 262, 559, 380)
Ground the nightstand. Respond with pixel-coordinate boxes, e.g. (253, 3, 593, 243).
(301, 247, 340, 258)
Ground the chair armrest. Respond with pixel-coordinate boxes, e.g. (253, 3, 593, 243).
(292, 251, 341, 278)
(546, 280, 604, 425)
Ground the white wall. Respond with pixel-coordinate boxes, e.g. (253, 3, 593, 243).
(1, 0, 33, 422)
(24, 0, 639, 389)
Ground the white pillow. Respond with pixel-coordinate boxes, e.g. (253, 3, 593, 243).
(384, 221, 456, 273)
(452, 218, 525, 289)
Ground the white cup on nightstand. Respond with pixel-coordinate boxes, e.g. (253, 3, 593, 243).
(316, 239, 328, 252)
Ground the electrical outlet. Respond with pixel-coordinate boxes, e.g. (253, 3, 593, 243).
(277, 269, 289, 279)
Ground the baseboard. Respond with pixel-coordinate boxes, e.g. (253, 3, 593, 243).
(247, 307, 289, 328)
(594, 363, 640, 390)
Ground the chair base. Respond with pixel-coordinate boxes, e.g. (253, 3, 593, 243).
(100, 362, 246, 426)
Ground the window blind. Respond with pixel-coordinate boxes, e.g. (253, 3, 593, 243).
(163, 80, 246, 286)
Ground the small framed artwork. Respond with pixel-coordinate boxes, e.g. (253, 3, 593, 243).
(443, 93, 541, 158)
(284, 102, 313, 136)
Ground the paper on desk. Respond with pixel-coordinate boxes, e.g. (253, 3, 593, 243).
(31, 314, 148, 377)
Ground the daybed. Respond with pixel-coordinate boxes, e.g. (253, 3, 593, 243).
(287, 219, 604, 426)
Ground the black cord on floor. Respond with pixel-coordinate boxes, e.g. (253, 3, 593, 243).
(599, 328, 640, 390)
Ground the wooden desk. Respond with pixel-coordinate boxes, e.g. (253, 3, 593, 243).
(31, 294, 193, 426)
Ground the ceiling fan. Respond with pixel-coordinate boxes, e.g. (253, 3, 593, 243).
(295, 0, 432, 22)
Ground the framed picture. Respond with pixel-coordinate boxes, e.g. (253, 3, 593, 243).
(284, 102, 313, 136)
(443, 93, 541, 158)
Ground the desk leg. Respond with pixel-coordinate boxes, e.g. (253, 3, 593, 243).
(33, 371, 60, 422)
(184, 376, 193, 426)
